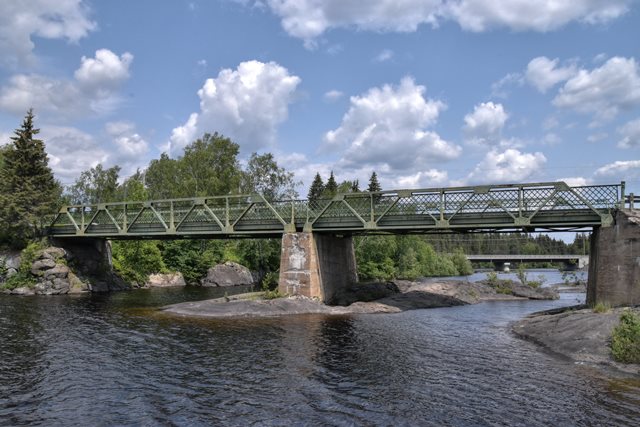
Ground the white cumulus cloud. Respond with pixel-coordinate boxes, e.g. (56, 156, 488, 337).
(464, 148, 547, 184)
(105, 121, 149, 175)
(0, 49, 133, 118)
(557, 177, 593, 187)
(254, 0, 631, 46)
(392, 169, 448, 188)
(446, 0, 630, 32)
(41, 126, 109, 183)
(595, 159, 640, 176)
(525, 57, 577, 93)
(0, 0, 96, 68)
(617, 118, 640, 149)
(263, 0, 441, 47)
(463, 102, 508, 145)
(325, 77, 460, 173)
(168, 60, 301, 156)
(553, 56, 640, 123)
(323, 89, 344, 102)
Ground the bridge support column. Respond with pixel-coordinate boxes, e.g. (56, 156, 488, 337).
(49, 237, 127, 292)
(278, 232, 358, 304)
(587, 209, 640, 307)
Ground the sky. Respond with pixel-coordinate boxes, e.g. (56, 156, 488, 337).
(0, 0, 639, 198)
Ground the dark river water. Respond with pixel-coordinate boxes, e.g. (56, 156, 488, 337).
(1, 276, 639, 426)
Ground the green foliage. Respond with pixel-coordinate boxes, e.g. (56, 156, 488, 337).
(146, 133, 242, 199)
(592, 302, 612, 313)
(111, 240, 167, 284)
(68, 163, 121, 204)
(158, 240, 224, 284)
(486, 271, 498, 286)
(449, 248, 474, 276)
(516, 263, 528, 286)
(237, 239, 281, 274)
(241, 152, 298, 200)
(356, 235, 470, 281)
(611, 309, 640, 364)
(0, 110, 61, 248)
(180, 132, 242, 197)
(0, 241, 45, 290)
(263, 288, 285, 300)
(307, 172, 325, 202)
(367, 171, 381, 193)
(261, 271, 279, 291)
(324, 171, 338, 197)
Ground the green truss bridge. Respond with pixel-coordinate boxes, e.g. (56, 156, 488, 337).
(48, 181, 625, 239)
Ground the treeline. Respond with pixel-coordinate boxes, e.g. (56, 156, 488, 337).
(422, 233, 589, 256)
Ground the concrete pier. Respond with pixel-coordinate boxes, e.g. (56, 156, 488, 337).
(278, 232, 358, 304)
(587, 209, 640, 307)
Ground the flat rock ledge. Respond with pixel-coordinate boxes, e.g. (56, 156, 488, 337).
(161, 279, 558, 319)
(512, 307, 640, 375)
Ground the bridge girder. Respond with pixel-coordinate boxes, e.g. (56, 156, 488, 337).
(47, 181, 622, 239)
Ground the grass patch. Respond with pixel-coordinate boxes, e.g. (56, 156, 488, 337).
(592, 302, 612, 313)
(611, 310, 640, 364)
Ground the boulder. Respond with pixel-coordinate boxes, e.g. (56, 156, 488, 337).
(511, 283, 559, 300)
(146, 273, 186, 288)
(201, 261, 254, 287)
(43, 264, 70, 279)
(10, 287, 35, 296)
(31, 258, 57, 275)
(1, 251, 21, 271)
(39, 247, 66, 261)
(68, 272, 89, 293)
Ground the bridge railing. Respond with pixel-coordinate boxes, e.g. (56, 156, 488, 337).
(48, 181, 623, 237)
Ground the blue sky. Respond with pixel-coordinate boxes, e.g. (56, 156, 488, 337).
(0, 0, 639, 197)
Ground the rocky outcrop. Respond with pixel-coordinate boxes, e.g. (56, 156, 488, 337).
(52, 238, 128, 292)
(0, 251, 21, 279)
(512, 307, 640, 374)
(201, 261, 255, 287)
(30, 247, 89, 295)
(145, 273, 186, 288)
(161, 279, 563, 319)
(1, 244, 129, 295)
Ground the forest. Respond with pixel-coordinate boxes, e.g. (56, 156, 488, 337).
(0, 111, 589, 287)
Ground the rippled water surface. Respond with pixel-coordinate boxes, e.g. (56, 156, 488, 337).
(1, 281, 639, 426)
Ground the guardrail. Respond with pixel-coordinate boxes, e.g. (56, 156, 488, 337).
(47, 181, 623, 238)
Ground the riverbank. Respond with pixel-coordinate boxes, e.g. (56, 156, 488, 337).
(512, 307, 640, 375)
(161, 279, 558, 318)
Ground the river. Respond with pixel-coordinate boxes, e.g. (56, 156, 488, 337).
(1, 271, 639, 426)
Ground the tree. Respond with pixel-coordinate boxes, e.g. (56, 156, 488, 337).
(0, 110, 61, 247)
(67, 163, 121, 204)
(180, 132, 242, 196)
(145, 153, 182, 199)
(307, 172, 325, 202)
(324, 171, 338, 197)
(240, 152, 298, 200)
(367, 171, 382, 193)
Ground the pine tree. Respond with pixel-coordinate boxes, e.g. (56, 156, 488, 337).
(351, 179, 360, 193)
(324, 171, 338, 197)
(307, 172, 325, 202)
(367, 171, 381, 193)
(0, 110, 60, 247)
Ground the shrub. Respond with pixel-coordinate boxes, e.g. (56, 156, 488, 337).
(261, 271, 279, 291)
(611, 310, 640, 364)
(516, 263, 527, 286)
(450, 248, 474, 276)
(486, 271, 498, 286)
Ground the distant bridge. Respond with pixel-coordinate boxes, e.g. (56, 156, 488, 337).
(47, 181, 623, 238)
(466, 254, 589, 270)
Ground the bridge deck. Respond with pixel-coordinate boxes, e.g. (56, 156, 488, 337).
(48, 181, 622, 239)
